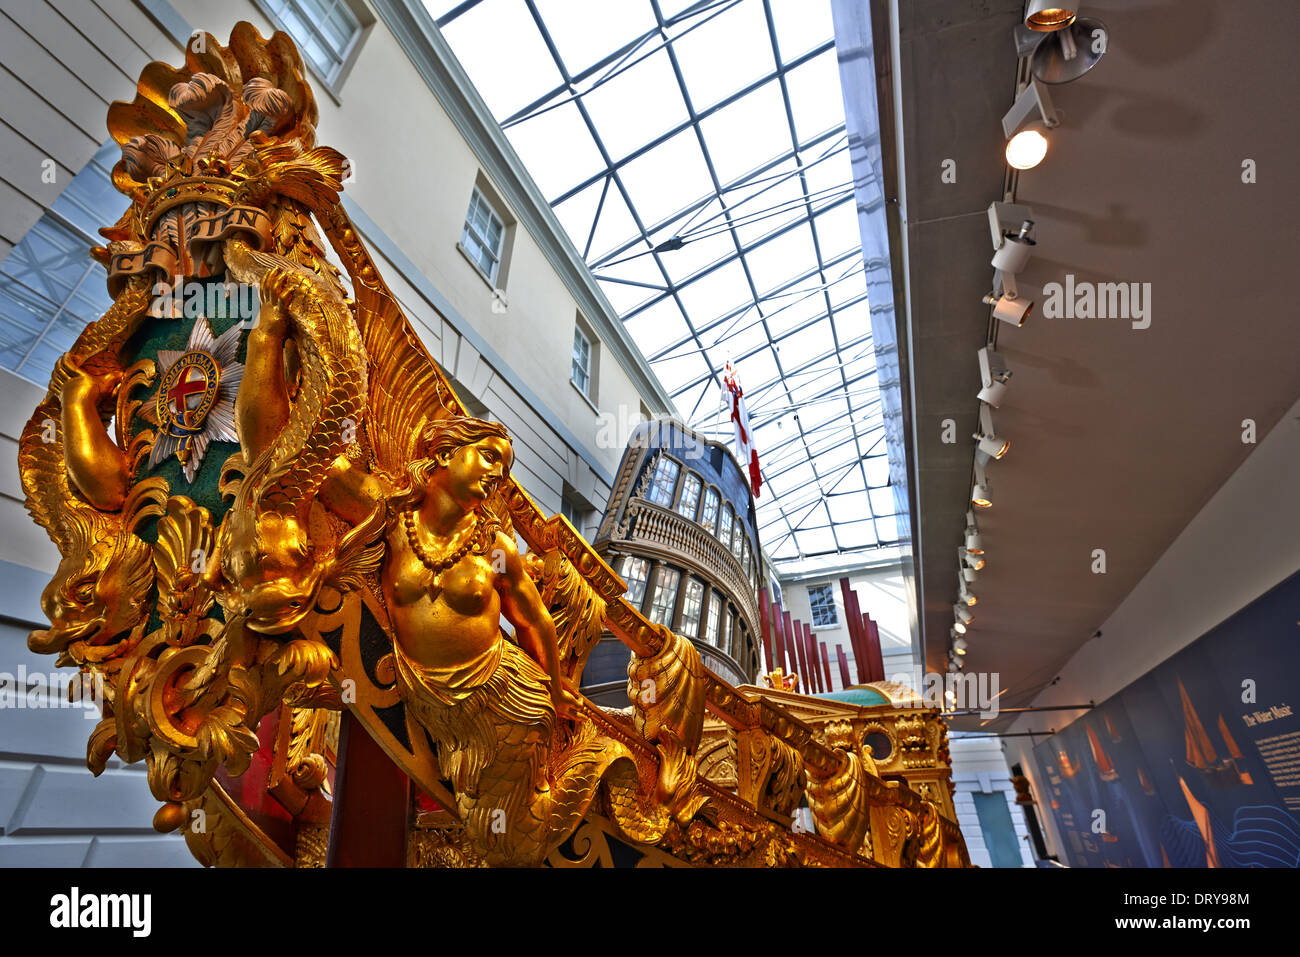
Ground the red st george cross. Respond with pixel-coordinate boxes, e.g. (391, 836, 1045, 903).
(167, 364, 208, 425)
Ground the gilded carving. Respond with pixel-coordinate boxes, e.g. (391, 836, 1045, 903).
(18, 22, 972, 869)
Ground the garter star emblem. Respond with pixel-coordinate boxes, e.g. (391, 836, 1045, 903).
(146, 316, 243, 481)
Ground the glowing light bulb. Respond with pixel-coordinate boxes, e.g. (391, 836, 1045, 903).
(1006, 129, 1048, 170)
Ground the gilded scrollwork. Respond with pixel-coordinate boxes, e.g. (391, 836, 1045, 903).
(805, 748, 874, 855)
(183, 784, 293, 868)
(732, 727, 805, 817)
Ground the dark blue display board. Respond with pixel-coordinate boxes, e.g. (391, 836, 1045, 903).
(1031, 569, 1300, 867)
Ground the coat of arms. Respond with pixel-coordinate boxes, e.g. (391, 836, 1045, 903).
(145, 317, 242, 478)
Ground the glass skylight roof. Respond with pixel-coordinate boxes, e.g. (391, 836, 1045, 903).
(428, 0, 899, 562)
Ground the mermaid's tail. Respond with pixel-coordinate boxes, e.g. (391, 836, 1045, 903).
(464, 712, 631, 866)
(396, 637, 633, 866)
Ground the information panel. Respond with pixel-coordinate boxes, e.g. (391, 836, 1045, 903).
(1032, 569, 1300, 867)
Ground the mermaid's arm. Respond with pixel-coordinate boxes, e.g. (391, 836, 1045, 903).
(235, 273, 292, 462)
(494, 531, 574, 717)
(61, 363, 128, 511)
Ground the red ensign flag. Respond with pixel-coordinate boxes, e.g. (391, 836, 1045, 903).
(723, 361, 762, 498)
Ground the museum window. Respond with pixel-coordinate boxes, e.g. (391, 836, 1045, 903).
(255, 0, 371, 92)
(676, 472, 702, 520)
(720, 609, 732, 657)
(680, 579, 704, 637)
(461, 186, 506, 283)
(808, 583, 838, 628)
(571, 325, 591, 396)
(699, 486, 720, 534)
(648, 567, 680, 626)
(704, 592, 721, 647)
(0, 140, 123, 384)
(645, 455, 680, 507)
(621, 556, 650, 608)
(730, 524, 744, 562)
(719, 505, 734, 554)
(569, 313, 601, 405)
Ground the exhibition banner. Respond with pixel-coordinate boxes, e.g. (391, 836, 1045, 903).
(1032, 569, 1300, 867)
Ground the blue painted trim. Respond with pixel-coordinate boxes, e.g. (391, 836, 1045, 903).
(133, 0, 191, 46)
(816, 687, 890, 707)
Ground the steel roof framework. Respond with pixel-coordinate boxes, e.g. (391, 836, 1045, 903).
(430, 0, 901, 562)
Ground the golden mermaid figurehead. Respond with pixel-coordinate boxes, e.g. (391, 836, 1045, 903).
(385, 414, 575, 739)
(385, 416, 622, 865)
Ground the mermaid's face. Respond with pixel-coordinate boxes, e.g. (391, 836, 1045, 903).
(437, 436, 511, 508)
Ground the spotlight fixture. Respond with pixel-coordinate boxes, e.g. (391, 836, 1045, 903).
(989, 202, 1034, 248)
(976, 434, 1008, 460)
(972, 462, 992, 510)
(953, 619, 968, 636)
(964, 512, 985, 554)
(1001, 79, 1059, 170)
(988, 204, 1038, 317)
(974, 403, 1009, 464)
(950, 655, 966, 671)
(953, 636, 968, 654)
(977, 347, 1012, 406)
(959, 546, 983, 580)
(991, 218, 1038, 273)
(1031, 17, 1109, 85)
(1024, 1, 1076, 32)
(954, 604, 973, 626)
(983, 289, 1032, 328)
(958, 580, 978, 607)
